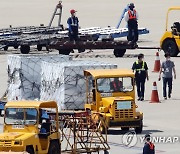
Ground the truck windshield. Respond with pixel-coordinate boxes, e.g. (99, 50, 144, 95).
(97, 77, 133, 93)
(5, 108, 38, 125)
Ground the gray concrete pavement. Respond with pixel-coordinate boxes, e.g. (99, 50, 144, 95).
(0, 0, 180, 153)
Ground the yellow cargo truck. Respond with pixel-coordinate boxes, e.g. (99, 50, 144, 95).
(0, 101, 61, 154)
(160, 7, 180, 57)
(84, 69, 143, 133)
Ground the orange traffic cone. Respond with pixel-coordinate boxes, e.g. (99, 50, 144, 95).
(150, 82, 160, 103)
(152, 52, 161, 72)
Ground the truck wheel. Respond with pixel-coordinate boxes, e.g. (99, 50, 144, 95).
(78, 48, 85, 53)
(135, 120, 143, 134)
(3, 46, 8, 51)
(48, 141, 60, 154)
(37, 45, 42, 51)
(20, 45, 30, 54)
(113, 49, 126, 57)
(26, 146, 34, 154)
(162, 39, 179, 57)
(58, 49, 71, 55)
(14, 45, 19, 49)
(104, 150, 109, 154)
(121, 127, 129, 131)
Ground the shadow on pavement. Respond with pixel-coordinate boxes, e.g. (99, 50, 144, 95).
(107, 129, 163, 135)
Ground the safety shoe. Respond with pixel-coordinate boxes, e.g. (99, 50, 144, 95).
(140, 97, 144, 101)
(137, 97, 141, 101)
(168, 94, 171, 98)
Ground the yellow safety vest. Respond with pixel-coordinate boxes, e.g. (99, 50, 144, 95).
(135, 61, 145, 71)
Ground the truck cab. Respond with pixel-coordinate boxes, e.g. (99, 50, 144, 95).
(0, 101, 61, 154)
(84, 69, 143, 133)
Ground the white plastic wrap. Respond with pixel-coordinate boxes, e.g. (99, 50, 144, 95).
(7, 54, 72, 101)
(40, 60, 117, 110)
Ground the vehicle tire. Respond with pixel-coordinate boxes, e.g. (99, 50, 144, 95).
(37, 45, 42, 51)
(121, 127, 130, 131)
(162, 39, 179, 57)
(26, 146, 34, 154)
(48, 141, 60, 154)
(135, 120, 143, 134)
(20, 45, 30, 54)
(14, 45, 19, 49)
(58, 49, 71, 55)
(113, 49, 126, 57)
(3, 46, 8, 51)
(104, 150, 109, 154)
(78, 48, 85, 53)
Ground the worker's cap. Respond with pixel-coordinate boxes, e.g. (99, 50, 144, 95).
(70, 9, 77, 14)
(129, 3, 135, 8)
(164, 52, 170, 57)
(138, 53, 144, 59)
(144, 134, 151, 140)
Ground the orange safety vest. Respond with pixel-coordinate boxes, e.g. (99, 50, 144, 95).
(128, 10, 137, 20)
(112, 81, 121, 90)
(147, 142, 155, 150)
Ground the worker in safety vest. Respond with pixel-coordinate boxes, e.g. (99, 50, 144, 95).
(132, 53, 149, 101)
(143, 134, 155, 154)
(67, 9, 79, 41)
(124, 3, 139, 45)
(110, 78, 123, 92)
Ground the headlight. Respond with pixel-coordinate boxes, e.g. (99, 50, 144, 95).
(14, 140, 22, 145)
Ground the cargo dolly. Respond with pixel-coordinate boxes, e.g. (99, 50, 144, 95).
(0, 1, 150, 56)
(49, 38, 138, 57)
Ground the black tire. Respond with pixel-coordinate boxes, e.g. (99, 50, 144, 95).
(14, 45, 19, 49)
(78, 48, 85, 53)
(3, 46, 8, 51)
(135, 120, 143, 134)
(58, 49, 71, 55)
(113, 49, 126, 57)
(46, 46, 49, 51)
(121, 127, 130, 131)
(20, 45, 30, 54)
(104, 150, 109, 154)
(37, 45, 42, 51)
(48, 141, 60, 154)
(162, 39, 179, 57)
(26, 146, 34, 154)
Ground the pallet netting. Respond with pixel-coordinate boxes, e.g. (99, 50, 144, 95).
(40, 60, 117, 111)
(7, 54, 72, 101)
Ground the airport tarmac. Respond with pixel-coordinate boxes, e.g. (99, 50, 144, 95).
(0, 0, 180, 153)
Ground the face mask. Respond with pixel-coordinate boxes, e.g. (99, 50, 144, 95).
(166, 58, 170, 61)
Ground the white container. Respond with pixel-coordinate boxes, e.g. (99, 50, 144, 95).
(40, 60, 117, 111)
(7, 54, 72, 101)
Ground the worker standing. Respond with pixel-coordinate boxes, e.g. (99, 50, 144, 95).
(158, 52, 176, 100)
(143, 134, 155, 154)
(67, 9, 79, 42)
(132, 53, 149, 101)
(124, 3, 139, 45)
